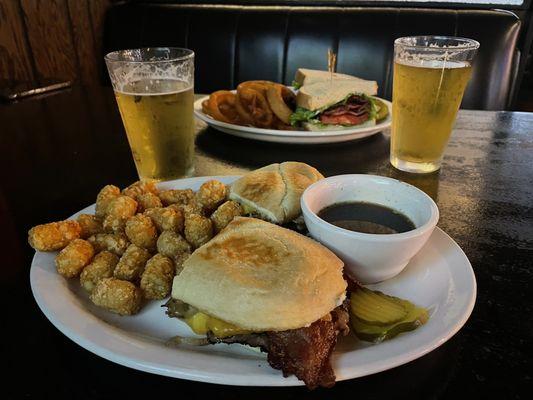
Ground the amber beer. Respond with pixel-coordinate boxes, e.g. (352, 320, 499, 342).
(105, 47, 195, 181)
(391, 61, 472, 171)
(115, 79, 194, 180)
(390, 37, 479, 173)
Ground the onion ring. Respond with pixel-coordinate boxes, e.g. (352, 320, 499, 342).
(234, 95, 255, 125)
(236, 80, 273, 96)
(266, 84, 296, 124)
(206, 91, 242, 125)
(236, 88, 273, 129)
(201, 99, 210, 114)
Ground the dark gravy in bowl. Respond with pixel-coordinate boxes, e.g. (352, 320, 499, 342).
(317, 202, 415, 234)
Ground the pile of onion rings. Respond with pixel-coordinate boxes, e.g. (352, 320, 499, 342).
(202, 80, 296, 130)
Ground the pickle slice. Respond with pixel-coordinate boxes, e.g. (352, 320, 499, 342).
(350, 287, 408, 326)
(373, 99, 389, 122)
(350, 288, 429, 343)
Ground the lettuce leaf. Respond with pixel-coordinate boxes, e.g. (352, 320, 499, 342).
(289, 107, 320, 126)
(291, 80, 302, 90)
(289, 94, 379, 127)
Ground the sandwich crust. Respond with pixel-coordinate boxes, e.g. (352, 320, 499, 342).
(171, 217, 346, 331)
(228, 162, 323, 224)
(295, 68, 361, 86)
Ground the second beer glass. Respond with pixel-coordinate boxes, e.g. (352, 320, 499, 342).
(391, 37, 479, 173)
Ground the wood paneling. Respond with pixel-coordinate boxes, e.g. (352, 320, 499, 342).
(20, 0, 78, 82)
(67, 0, 98, 84)
(0, 0, 110, 85)
(0, 0, 35, 82)
(89, 0, 110, 80)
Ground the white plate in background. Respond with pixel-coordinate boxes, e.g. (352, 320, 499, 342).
(194, 96, 392, 144)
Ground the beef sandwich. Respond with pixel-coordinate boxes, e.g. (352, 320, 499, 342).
(166, 217, 349, 388)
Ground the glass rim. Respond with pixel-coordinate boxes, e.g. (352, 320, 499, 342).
(104, 47, 194, 64)
(394, 36, 480, 51)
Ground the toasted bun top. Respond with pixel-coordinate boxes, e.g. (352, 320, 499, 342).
(171, 217, 347, 331)
(228, 162, 323, 224)
(296, 79, 378, 111)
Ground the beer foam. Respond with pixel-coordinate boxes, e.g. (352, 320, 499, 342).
(109, 55, 194, 93)
(396, 59, 470, 69)
(116, 78, 193, 96)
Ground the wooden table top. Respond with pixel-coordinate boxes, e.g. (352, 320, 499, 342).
(1, 86, 531, 399)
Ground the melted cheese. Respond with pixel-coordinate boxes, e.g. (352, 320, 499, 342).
(185, 312, 251, 338)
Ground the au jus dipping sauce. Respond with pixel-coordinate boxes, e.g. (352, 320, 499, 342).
(317, 202, 415, 234)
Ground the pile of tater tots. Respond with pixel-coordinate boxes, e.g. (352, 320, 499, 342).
(28, 180, 243, 316)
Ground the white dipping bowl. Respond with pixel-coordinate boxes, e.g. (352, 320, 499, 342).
(301, 174, 439, 284)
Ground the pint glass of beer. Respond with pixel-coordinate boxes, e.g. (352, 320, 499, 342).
(105, 48, 195, 181)
(391, 37, 479, 173)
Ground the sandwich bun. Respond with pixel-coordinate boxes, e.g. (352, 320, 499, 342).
(229, 162, 324, 224)
(171, 217, 347, 331)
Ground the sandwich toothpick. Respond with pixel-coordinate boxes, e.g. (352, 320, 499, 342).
(327, 49, 337, 84)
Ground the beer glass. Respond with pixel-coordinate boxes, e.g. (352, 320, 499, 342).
(105, 48, 195, 181)
(391, 36, 479, 173)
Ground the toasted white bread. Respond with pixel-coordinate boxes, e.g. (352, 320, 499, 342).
(294, 68, 357, 86)
(294, 68, 377, 91)
(297, 79, 378, 111)
(171, 217, 347, 331)
(228, 162, 324, 224)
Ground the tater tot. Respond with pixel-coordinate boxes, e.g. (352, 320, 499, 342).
(210, 200, 244, 233)
(122, 180, 158, 199)
(168, 201, 204, 217)
(102, 214, 127, 233)
(125, 214, 158, 250)
(140, 254, 174, 300)
(55, 239, 95, 278)
(137, 192, 163, 212)
(101, 195, 138, 233)
(28, 220, 82, 251)
(90, 277, 142, 315)
(144, 207, 184, 233)
(196, 180, 227, 214)
(80, 251, 119, 292)
(158, 189, 194, 206)
(95, 185, 120, 217)
(106, 195, 138, 218)
(88, 233, 129, 256)
(114, 244, 151, 282)
(174, 251, 191, 275)
(157, 230, 191, 258)
(184, 214, 213, 249)
(77, 214, 103, 238)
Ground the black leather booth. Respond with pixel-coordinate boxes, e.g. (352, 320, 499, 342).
(104, 3, 521, 110)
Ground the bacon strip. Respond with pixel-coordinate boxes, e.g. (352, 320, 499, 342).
(319, 95, 371, 126)
(207, 305, 350, 389)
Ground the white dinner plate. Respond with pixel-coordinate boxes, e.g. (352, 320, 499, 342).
(30, 175, 476, 386)
(194, 96, 392, 144)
